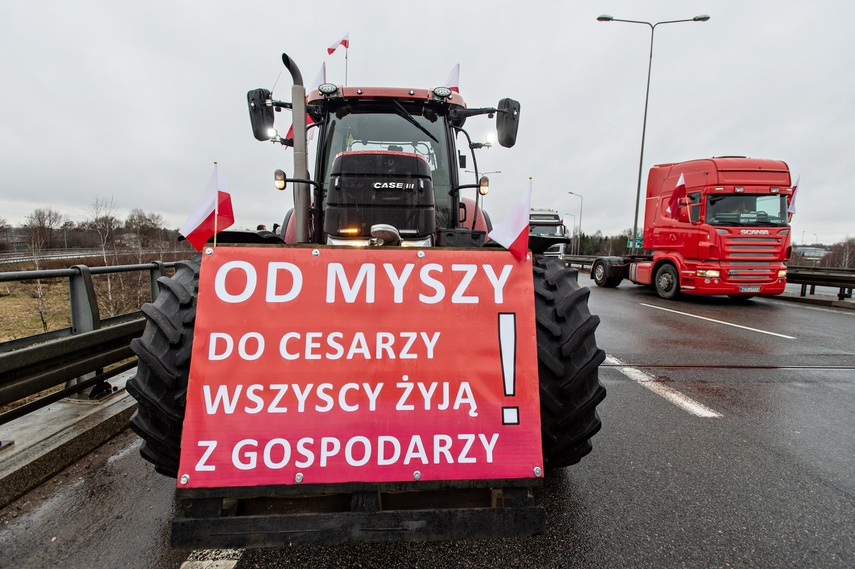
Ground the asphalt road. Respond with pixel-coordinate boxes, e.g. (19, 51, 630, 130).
(1, 271, 853, 568)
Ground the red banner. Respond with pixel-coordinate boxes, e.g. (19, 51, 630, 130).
(177, 247, 542, 489)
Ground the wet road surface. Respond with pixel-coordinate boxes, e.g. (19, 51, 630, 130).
(2, 272, 853, 568)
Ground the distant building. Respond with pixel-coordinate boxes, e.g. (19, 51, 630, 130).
(793, 246, 827, 262)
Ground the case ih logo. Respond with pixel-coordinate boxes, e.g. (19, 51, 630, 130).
(740, 229, 770, 235)
(373, 181, 415, 190)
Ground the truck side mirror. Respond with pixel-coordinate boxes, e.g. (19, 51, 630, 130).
(496, 98, 521, 148)
(247, 88, 275, 141)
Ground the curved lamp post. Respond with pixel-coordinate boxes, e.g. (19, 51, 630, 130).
(597, 14, 710, 254)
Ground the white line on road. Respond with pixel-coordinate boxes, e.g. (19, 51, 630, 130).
(640, 303, 797, 339)
(606, 355, 723, 418)
(182, 549, 242, 569)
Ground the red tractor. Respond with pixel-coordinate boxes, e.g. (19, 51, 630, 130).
(127, 53, 606, 548)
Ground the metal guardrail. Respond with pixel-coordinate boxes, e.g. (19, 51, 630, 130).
(0, 248, 189, 265)
(784, 265, 855, 300)
(0, 261, 181, 426)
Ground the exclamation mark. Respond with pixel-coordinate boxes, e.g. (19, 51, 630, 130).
(498, 312, 519, 425)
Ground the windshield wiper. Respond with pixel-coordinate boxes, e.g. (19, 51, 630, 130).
(390, 100, 438, 143)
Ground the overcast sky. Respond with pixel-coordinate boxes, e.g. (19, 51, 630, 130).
(1, 1, 852, 245)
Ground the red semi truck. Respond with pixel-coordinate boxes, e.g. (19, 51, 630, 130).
(592, 157, 794, 299)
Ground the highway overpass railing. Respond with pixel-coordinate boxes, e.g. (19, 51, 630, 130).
(784, 265, 854, 301)
(0, 261, 180, 428)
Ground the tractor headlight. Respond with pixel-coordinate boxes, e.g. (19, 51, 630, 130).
(274, 169, 286, 191)
(479, 175, 489, 196)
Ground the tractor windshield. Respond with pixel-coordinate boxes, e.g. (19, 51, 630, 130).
(319, 101, 453, 221)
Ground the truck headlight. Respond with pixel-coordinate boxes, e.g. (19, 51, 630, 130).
(696, 269, 720, 278)
(778, 269, 787, 278)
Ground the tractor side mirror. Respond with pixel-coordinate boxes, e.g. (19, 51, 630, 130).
(247, 88, 275, 141)
(496, 98, 521, 148)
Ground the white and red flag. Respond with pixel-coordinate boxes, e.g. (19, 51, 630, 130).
(327, 32, 349, 55)
(488, 179, 532, 261)
(179, 163, 235, 251)
(787, 175, 800, 219)
(443, 63, 460, 93)
(667, 173, 687, 218)
(285, 62, 326, 142)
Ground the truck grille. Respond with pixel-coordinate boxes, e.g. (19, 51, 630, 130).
(720, 233, 785, 263)
(717, 231, 787, 283)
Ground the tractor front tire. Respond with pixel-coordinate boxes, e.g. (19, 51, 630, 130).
(533, 255, 607, 469)
(126, 255, 200, 477)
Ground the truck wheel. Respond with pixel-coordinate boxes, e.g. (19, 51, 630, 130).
(126, 255, 200, 477)
(592, 260, 621, 288)
(533, 255, 607, 469)
(654, 263, 680, 300)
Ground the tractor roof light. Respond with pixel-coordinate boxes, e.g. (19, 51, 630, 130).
(433, 86, 453, 100)
(318, 83, 339, 96)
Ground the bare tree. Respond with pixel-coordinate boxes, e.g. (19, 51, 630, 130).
(126, 208, 166, 305)
(821, 237, 855, 269)
(25, 207, 64, 331)
(86, 195, 122, 315)
(125, 208, 165, 260)
(0, 216, 10, 251)
(26, 207, 64, 253)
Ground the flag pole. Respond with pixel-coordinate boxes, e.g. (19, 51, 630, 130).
(345, 45, 348, 87)
(213, 161, 218, 248)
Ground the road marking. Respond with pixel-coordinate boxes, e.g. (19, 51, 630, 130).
(606, 355, 723, 418)
(640, 303, 796, 339)
(182, 549, 242, 569)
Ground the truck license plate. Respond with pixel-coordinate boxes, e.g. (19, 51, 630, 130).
(739, 286, 761, 293)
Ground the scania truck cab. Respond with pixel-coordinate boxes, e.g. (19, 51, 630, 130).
(593, 157, 794, 299)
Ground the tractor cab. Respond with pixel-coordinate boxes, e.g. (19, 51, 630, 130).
(248, 76, 520, 248)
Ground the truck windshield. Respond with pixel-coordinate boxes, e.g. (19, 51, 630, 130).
(320, 102, 451, 213)
(706, 194, 789, 227)
(530, 224, 565, 236)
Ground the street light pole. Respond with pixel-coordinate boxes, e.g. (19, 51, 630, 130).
(567, 191, 583, 255)
(597, 14, 710, 255)
(563, 212, 576, 254)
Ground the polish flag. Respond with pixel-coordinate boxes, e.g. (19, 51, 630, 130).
(787, 175, 800, 219)
(327, 32, 349, 55)
(667, 173, 686, 218)
(179, 164, 235, 251)
(443, 64, 460, 93)
(488, 179, 532, 261)
(285, 62, 326, 142)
